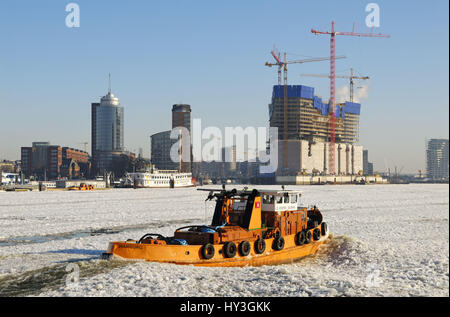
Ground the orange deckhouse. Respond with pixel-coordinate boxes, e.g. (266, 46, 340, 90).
(101, 188, 329, 266)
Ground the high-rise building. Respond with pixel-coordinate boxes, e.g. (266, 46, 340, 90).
(172, 104, 192, 173)
(269, 85, 362, 176)
(150, 130, 178, 171)
(363, 150, 369, 174)
(426, 139, 449, 180)
(362, 150, 375, 176)
(367, 162, 374, 176)
(20, 147, 33, 177)
(269, 85, 360, 144)
(91, 89, 124, 175)
(91, 102, 99, 164)
(172, 104, 191, 131)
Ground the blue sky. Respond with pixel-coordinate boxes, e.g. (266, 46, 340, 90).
(0, 0, 448, 173)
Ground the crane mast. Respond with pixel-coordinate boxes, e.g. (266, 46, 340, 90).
(311, 21, 389, 175)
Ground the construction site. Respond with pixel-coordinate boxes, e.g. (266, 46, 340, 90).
(269, 84, 363, 174)
(263, 21, 389, 185)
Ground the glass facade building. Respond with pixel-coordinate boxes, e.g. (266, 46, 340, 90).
(91, 91, 124, 174)
(150, 130, 178, 171)
(426, 139, 449, 180)
(31, 142, 50, 172)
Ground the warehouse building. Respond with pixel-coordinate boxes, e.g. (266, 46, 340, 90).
(20, 142, 89, 180)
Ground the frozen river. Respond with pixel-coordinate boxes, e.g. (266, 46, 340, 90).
(0, 184, 448, 297)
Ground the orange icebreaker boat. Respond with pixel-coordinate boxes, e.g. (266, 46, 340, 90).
(101, 188, 329, 267)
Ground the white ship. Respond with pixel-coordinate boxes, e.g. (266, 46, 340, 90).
(122, 169, 194, 188)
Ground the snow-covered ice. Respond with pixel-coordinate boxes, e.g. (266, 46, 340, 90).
(0, 184, 448, 297)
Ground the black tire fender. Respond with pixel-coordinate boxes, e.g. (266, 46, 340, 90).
(304, 230, 312, 244)
(254, 238, 266, 254)
(223, 241, 237, 258)
(295, 231, 306, 246)
(273, 236, 285, 251)
(201, 243, 215, 259)
(313, 228, 321, 241)
(321, 222, 328, 236)
(238, 241, 251, 256)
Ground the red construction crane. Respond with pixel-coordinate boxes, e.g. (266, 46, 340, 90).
(311, 21, 389, 175)
(265, 48, 345, 169)
(301, 68, 369, 103)
(265, 47, 346, 85)
(266, 46, 283, 85)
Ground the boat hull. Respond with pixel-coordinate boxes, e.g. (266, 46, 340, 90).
(103, 232, 329, 267)
(133, 184, 195, 189)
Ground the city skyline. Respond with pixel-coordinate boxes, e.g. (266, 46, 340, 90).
(0, 0, 448, 174)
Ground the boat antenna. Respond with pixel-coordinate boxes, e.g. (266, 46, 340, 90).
(204, 200, 207, 224)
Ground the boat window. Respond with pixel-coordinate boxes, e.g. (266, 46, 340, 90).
(276, 196, 283, 204)
(262, 195, 269, 204)
(290, 194, 297, 203)
(284, 195, 289, 203)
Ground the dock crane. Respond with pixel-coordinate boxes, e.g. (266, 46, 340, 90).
(301, 68, 369, 103)
(265, 47, 345, 169)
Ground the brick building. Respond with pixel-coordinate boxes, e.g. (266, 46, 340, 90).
(20, 143, 89, 180)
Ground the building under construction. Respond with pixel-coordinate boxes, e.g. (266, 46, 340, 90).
(269, 84, 363, 176)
